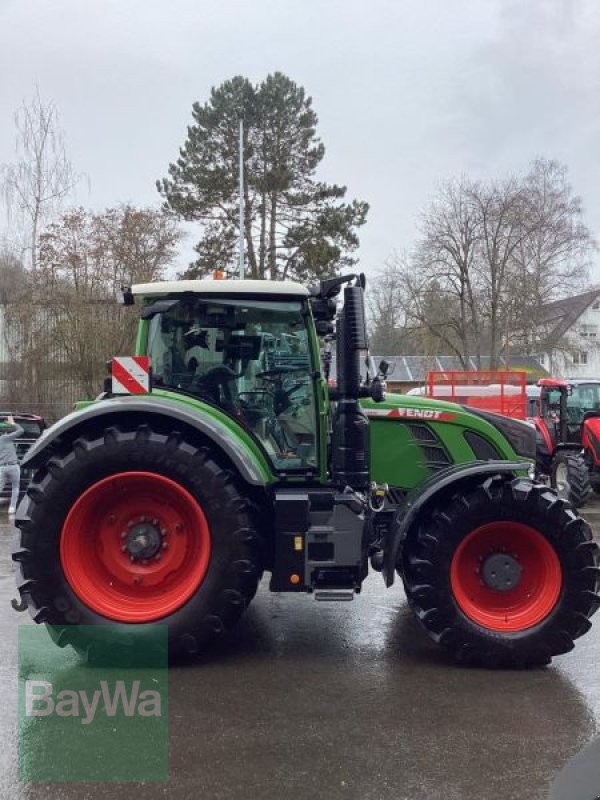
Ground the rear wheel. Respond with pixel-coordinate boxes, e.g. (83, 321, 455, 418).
(551, 451, 590, 508)
(401, 476, 600, 668)
(12, 423, 264, 661)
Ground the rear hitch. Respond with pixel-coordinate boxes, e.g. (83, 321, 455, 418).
(11, 597, 28, 612)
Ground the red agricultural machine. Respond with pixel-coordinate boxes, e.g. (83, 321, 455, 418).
(427, 370, 527, 419)
(426, 371, 594, 507)
(528, 378, 600, 507)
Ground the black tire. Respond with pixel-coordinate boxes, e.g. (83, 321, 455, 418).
(401, 476, 600, 668)
(12, 423, 264, 662)
(551, 452, 591, 508)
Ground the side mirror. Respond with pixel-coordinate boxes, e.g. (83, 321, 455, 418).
(120, 286, 134, 306)
(378, 359, 390, 378)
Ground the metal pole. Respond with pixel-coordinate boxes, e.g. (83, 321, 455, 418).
(238, 115, 245, 280)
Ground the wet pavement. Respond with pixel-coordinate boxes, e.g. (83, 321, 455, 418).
(1, 505, 600, 800)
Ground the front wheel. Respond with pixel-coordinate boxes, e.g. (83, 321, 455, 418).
(12, 423, 264, 661)
(551, 451, 591, 508)
(401, 476, 600, 668)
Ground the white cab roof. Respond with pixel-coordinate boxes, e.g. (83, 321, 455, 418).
(132, 279, 309, 297)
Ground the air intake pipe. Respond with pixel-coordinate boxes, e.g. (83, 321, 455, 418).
(331, 280, 370, 490)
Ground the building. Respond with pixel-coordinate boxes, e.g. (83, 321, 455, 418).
(372, 355, 548, 394)
(532, 288, 600, 378)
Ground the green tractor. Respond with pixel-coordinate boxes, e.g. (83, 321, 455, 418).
(12, 275, 600, 667)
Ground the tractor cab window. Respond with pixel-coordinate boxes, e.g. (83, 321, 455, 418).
(146, 297, 318, 472)
(542, 389, 562, 418)
(566, 383, 600, 424)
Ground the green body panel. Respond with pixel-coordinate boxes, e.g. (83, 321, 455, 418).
(74, 389, 274, 484)
(151, 389, 274, 482)
(73, 400, 94, 412)
(361, 393, 524, 490)
(304, 306, 329, 484)
(135, 319, 149, 356)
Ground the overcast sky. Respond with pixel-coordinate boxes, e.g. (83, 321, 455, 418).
(1, 0, 599, 278)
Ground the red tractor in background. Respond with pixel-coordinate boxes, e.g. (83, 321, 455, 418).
(528, 378, 600, 507)
(425, 371, 599, 508)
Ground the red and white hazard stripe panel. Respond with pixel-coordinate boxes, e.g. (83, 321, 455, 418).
(111, 356, 151, 395)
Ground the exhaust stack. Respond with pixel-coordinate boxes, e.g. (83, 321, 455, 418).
(331, 281, 370, 490)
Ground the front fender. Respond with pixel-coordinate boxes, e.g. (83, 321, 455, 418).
(22, 396, 273, 486)
(382, 460, 531, 587)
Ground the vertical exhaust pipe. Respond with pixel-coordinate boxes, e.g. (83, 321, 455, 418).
(331, 281, 370, 490)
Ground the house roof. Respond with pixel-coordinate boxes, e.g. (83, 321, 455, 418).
(375, 355, 548, 384)
(537, 288, 600, 345)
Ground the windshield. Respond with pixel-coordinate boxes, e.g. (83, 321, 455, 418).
(147, 296, 318, 472)
(566, 383, 600, 424)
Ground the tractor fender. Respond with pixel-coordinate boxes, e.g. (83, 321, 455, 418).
(382, 460, 531, 587)
(582, 415, 600, 466)
(20, 396, 271, 486)
(554, 443, 585, 454)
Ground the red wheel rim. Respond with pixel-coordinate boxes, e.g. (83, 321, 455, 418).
(450, 522, 562, 632)
(60, 471, 211, 623)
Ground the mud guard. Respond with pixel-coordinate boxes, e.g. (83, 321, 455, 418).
(383, 460, 531, 587)
(21, 396, 272, 486)
(582, 414, 600, 466)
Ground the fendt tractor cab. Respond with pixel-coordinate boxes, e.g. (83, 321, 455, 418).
(12, 276, 600, 668)
(530, 378, 600, 506)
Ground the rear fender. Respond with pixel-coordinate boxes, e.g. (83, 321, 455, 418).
(583, 417, 600, 466)
(531, 417, 554, 455)
(554, 443, 584, 454)
(382, 460, 530, 587)
(21, 396, 273, 487)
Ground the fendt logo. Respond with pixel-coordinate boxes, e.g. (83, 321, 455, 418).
(366, 407, 457, 422)
(25, 679, 162, 726)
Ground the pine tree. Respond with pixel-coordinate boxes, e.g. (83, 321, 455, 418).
(157, 73, 368, 281)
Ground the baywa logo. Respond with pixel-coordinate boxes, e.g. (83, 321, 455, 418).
(19, 625, 168, 782)
(26, 678, 162, 725)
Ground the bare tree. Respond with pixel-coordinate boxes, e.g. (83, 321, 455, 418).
(367, 259, 413, 354)
(1, 89, 78, 276)
(418, 178, 484, 365)
(389, 160, 594, 366)
(467, 176, 530, 367)
(35, 206, 181, 396)
(505, 159, 593, 354)
(383, 179, 485, 366)
(388, 259, 477, 366)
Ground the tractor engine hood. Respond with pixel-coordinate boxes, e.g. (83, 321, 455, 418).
(464, 407, 536, 461)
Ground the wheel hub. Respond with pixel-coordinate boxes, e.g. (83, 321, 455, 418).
(125, 521, 162, 561)
(60, 472, 211, 622)
(450, 521, 562, 632)
(481, 552, 522, 592)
